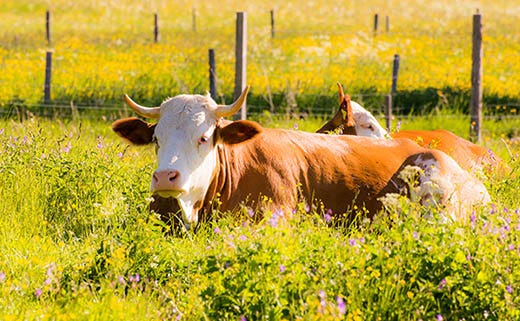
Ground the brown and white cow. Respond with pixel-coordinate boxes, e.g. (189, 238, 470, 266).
(317, 83, 503, 173)
(112, 87, 490, 230)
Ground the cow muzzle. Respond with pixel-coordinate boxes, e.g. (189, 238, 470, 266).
(151, 169, 184, 196)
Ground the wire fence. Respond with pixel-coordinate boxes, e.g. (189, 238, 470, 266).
(1, 6, 519, 123)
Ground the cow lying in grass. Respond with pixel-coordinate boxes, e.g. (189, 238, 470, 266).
(112, 86, 490, 231)
(317, 83, 503, 173)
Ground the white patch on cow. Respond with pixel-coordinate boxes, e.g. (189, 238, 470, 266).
(350, 101, 390, 139)
(152, 94, 220, 225)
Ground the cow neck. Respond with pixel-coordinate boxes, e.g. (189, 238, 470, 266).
(199, 144, 229, 221)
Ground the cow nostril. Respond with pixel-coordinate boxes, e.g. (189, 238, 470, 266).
(169, 170, 179, 182)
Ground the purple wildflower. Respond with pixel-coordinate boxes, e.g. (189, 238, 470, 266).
(117, 152, 124, 158)
(337, 296, 346, 315)
(506, 285, 513, 294)
(97, 142, 104, 149)
(413, 231, 419, 239)
(304, 203, 310, 213)
(63, 143, 71, 153)
(490, 203, 497, 215)
(46, 264, 54, 277)
(323, 209, 333, 222)
(348, 238, 357, 246)
(470, 211, 477, 228)
(279, 264, 286, 273)
(438, 278, 446, 290)
(436, 314, 443, 321)
(268, 210, 283, 227)
(0, 128, 4, 135)
(213, 227, 221, 234)
(224, 261, 230, 269)
(118, 276, 126, 285)
(239, 316, 247, 321)
(508, 244, 515, 251)
(247, 207, 254, 218)
(0, 272, 5, 283)
(239, 234, 247, 241)
(293, 123, 299, 130)
(129, 274, 140, 283)
(35, 288, 43, 298)
(319, 290, 326, 307)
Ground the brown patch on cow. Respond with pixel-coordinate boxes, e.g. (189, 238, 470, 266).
(316, 83, 357, 135)
(217, 120, 263, 145)
(112, 117, 156, 145)
(391, 129, 502, 172)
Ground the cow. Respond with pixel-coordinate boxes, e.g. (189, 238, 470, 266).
(317, 83, 503, 173)
(112, 86, 490, 231)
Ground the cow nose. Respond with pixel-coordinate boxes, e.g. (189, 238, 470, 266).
(152, 170, 181, 191)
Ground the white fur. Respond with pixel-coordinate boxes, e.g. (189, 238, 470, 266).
(350, 101, 390, 139)
(153, 94, 220, 226)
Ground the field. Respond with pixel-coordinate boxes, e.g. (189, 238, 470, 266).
(1, 0, 520, 115)
(2, 0, 520, 320)
(1, 115, 520, 320)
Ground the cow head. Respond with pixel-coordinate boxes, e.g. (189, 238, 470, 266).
(112, 87, 255, 230)
(335, 83, 389, 139)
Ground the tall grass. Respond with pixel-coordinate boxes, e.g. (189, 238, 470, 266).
(0, 115, 519, 320)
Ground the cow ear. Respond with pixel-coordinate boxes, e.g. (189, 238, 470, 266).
(217, 120, 263, 145)
(112, 117, 156, 145)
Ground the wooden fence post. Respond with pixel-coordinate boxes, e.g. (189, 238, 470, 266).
(470, 12, 483, 143)
(46, 10, 51, 45)
(44, 51, 52, 104)
(385, 15, 390, 32)
(385, 94, 392, 132)
(373, 13, 379, 35)
(208, 49, 217, 100)
(234, 12, 247, 120)
(270, 10, 275, 38)
(154, 13, 159, 43)
(391, 54, 400, 95)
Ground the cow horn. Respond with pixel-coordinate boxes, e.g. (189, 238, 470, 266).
(215, 86, 250, 118)
(336, 82, 345, 104)
(123, 94, 161, 119)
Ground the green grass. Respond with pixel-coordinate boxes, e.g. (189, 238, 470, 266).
(1, 115, 519, 320)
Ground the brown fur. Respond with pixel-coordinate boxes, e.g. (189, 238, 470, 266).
(113, 117, 489, 230)
(318, 86, 503, 173)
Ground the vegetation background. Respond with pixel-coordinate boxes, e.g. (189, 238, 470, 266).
(1, 1, 520, 320)
(1, 0, 519, 117)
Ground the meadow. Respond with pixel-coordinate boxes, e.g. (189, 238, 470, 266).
(1, 0, 520, 320)
(1, 114, 520, 320)
(1, 0, 519, 115)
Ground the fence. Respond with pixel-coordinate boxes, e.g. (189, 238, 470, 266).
(2, 7, 519, 141)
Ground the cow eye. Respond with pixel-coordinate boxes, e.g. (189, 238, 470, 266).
(198, 136, 209, 145)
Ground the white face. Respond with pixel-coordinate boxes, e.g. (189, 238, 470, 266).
(152, 94, 220, 228)
(350, 101, 390, 139)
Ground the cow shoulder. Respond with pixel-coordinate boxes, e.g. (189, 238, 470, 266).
(216, 120, 263, 145)
(112, 117, 156, 145)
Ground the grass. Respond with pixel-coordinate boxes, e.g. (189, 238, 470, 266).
(0, 114, 519, 320)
